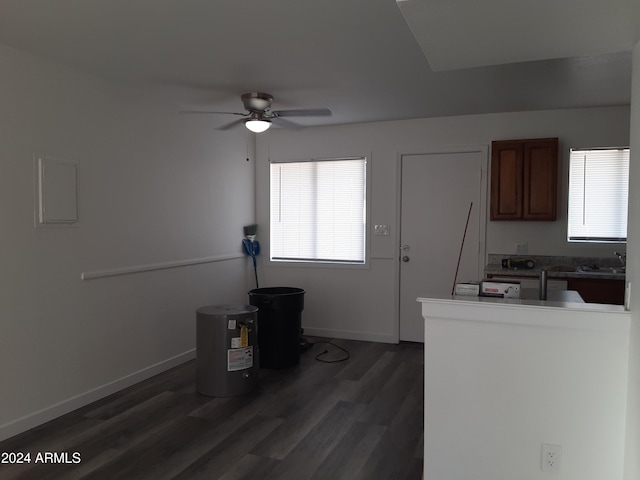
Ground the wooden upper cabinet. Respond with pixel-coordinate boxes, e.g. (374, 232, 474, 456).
(491, 138, 558, 221)
(523, 140, 558, 220)
(490, 141, 524, 220)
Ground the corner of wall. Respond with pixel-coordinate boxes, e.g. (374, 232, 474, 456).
(623, 38, 640, 480)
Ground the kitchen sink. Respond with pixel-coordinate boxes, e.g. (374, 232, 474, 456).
(575, 265, 626, 275)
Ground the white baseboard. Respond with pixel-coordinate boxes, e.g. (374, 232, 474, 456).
(0, 349, 196, 442)
(302, 327, 398, 344)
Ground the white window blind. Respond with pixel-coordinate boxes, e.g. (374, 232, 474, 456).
(567, 148, 629, 242)
(270, 157, 366, 263)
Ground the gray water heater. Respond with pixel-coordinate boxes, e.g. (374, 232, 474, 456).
(196, 304, 259, 397)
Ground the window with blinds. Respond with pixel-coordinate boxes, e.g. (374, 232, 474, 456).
(567, 147, 629, 243)
(270, 157, 367, 264)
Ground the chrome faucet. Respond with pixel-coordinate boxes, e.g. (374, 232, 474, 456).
(614, 252, 626, 268)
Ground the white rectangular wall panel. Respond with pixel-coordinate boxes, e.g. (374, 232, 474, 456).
(38, 156, 78, 225)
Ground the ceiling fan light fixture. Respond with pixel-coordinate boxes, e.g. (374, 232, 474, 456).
(181, 92, 330, 132)
(245, 118, 271, 133)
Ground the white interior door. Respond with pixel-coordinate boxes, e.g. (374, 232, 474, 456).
(399, 149, 486, 342)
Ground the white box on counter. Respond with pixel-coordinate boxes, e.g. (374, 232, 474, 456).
(455, 283, 480, 296)
(480, 280, 521, 298)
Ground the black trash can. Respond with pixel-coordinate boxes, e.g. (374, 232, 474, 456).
(248, 287, 305, 369)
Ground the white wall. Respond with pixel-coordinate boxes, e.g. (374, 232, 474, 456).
(255, 106, 630, 341)
(420, 299, 630, 480)
(623, 39, 640, 480)
(0, 44, 254, 440)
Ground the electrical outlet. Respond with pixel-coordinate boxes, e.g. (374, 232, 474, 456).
(542, 443, 562, 472)
(515, 242, 529, 254)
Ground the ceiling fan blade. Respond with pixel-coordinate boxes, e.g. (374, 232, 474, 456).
(217, 118, 247, 130)
(271, 116, 304, 130)
(272, 108, 332, 118)
(180, 110, 248, 116)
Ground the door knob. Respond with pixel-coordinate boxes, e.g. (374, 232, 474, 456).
(402, 256, 410, 262)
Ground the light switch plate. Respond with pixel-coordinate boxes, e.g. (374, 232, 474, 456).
(374, 224, 390, 236)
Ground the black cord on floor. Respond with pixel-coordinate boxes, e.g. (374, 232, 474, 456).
(309, 340, 350, 363)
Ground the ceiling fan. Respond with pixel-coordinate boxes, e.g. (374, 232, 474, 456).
(181, 92, 332, 133)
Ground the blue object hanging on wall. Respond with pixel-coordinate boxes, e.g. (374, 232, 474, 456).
(242, 238, 260, 258)
(243, 238, 260, 288)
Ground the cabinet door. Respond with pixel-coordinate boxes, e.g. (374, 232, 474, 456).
(490, 141, 523, 220)
(566, 278, 625, 305)
(523, 138, 558, 220)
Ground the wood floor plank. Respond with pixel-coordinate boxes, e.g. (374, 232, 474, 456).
(216, 454, 280, 480)
(0, 415, 103, 463)
(390, 371, 424, 431)
(259, 400, 367, 480)
(75, 416, 214, 480)
(187, 388, 261, 422)
(82, 362, 198, 420)
(0, 340, 423, 480)
(62, 391, 205, 453)
(170, 414, 283, 480)
(334, 341, 392, 381)
(342, 350, 401, 404)
(357, 360, 423, 426)
(309, 421, 387, 480)
(249, 379, 352, 460)
(354, 417, 424, 480)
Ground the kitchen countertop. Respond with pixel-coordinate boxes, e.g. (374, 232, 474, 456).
(484, 263, 626, 280)
(451, 288, 625, 311)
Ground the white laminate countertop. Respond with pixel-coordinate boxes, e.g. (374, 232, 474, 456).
(438, 288, 626, 312)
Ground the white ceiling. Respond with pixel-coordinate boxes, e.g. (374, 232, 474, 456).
(0, 0, 637, 129)
(397, 0, 640, 71)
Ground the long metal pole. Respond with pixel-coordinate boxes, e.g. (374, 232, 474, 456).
(451, 202, 473, 296)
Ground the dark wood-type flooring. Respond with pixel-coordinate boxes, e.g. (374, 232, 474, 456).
(0, 338, 424, 480)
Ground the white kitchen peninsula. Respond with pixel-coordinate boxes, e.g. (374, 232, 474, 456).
(419, 294, 630, 480)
